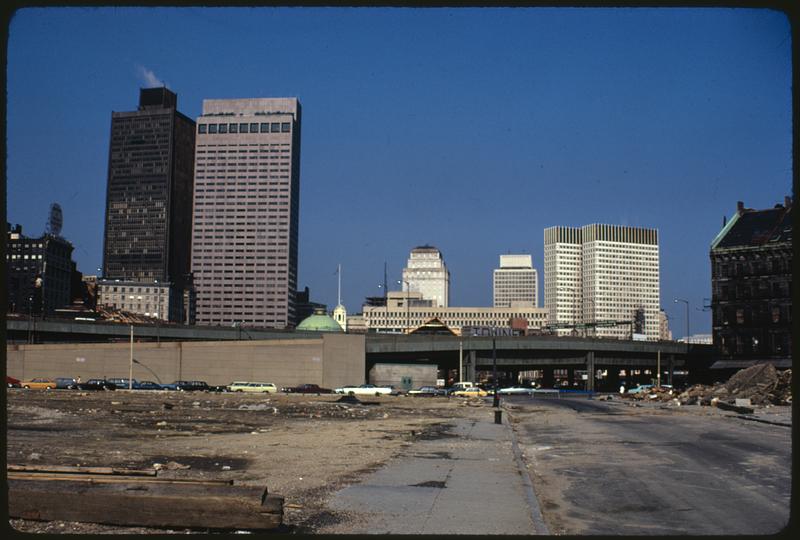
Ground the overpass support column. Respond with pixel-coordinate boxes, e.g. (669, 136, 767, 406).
(668, 354, 674, 386)
(464, 350, 476, 383)
(567, 367, 575, 388)
(586, 351, 595, 392)
(542, 367, 554, 389)
(606, 367, 620, 393)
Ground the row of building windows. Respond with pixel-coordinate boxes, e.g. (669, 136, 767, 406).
(198, 122, 291, 134)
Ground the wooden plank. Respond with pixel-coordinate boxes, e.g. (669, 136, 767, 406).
(7, 472, 233, 486)
(8, 478, 283, 530)
(7, 464, 157, 476)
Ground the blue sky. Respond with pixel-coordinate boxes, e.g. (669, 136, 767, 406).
(6, 7, 792, 338)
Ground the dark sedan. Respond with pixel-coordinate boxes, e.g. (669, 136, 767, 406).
(135, 381, 164, 390)
(175, 381, 210, 392)
(6, 376, 22, 388)
(76, 379, 117, 391)
(281, 383, 334, 394)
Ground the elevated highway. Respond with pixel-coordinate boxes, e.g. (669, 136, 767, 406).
(6, 318, 714, 390)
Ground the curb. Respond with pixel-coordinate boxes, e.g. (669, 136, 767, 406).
(734, 415, 792, 428)
(500, 406, 550, 535)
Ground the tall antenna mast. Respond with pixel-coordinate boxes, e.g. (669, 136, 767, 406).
(337, 263, 342, 306)
(383, 262, 388, 300)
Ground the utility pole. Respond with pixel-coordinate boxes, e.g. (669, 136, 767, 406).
(492, 336, 499, 408)
(459, 340, 463, 383)
(398, 279, 410, 333)
(337, 264, 342, 306)
(657, 349, 661, 388)
(675, 298, 690, 349)
(129, 325, 134, 390)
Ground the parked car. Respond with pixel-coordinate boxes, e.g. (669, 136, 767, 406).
(135, 380, 164, 390)
(55, 377, 79, 389)
(107, 378, 139, 389)
(228, 381, 278, 393)
(281, 383, 333, 394)
(443, 381, 476, 395)
(209, 385, 230, 392)
(407, 386, 446, 397)
(7, 376, 22, 388)
(333, 384, 393, 396)
(76, 379, 117, 391)
(452, 387, 489, 398)
(176, 381, 210, 392)
(21, 378, 57, 390)
(497, 385, 535, 396)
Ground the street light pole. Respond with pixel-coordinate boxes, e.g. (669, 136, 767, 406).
(28, 294, 33, 344)
(674, 298, 689, 348)
(492, 337, 499, 408)
(129, 325, 134, 390)
(397, 279, 410, 333)
(459, 340, 463, 384)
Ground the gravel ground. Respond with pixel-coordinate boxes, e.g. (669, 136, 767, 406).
(6, 389, 489, 534)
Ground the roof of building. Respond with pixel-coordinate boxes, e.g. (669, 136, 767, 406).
(296, 308, 343, 333)
(711, 199, 792, 250)
(411, 245, 440, 253)
(408, 317, 458, 336)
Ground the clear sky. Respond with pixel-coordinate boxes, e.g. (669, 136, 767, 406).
(6, 7, 792, 338)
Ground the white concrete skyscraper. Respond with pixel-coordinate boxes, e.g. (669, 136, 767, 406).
(493, 254, 538, 307)
(544, 227, 583, 334)
(402, 245, 450, 308)
(191, 97, 301, 328)
(544, 224, 660, 340)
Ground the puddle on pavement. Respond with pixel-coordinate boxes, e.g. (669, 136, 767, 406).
(410, 480, 447, 488)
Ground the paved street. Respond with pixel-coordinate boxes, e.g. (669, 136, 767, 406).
(506, 396, 792, 535)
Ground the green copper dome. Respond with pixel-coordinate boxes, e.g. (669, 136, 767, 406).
(296, 308, 343, 333)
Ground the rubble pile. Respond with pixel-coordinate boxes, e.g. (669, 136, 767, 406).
(714, 363, 791, 406)
(625, 386, 675, 402)
(621, 364, 792, 407)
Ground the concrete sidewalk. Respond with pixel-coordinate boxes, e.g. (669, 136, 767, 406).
(323, 412, 549, 534)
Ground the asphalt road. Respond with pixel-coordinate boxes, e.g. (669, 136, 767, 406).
(506, 396, 792, 535)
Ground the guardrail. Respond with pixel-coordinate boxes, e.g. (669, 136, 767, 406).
(531, 389, 561, 399)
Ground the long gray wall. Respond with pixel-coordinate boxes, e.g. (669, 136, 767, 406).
(6, 334, 365, 390)
(369, 363, 438, 389)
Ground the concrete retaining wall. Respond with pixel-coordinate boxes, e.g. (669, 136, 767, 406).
(6, 334, 365, 389)
(369, 363, 438, 389)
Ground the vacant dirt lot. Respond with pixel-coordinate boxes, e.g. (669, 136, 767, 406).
(6, 388, 488, 534)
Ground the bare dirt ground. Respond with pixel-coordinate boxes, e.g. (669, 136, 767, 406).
(5, 389, 488, 534)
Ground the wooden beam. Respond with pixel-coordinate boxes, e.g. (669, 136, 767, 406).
(7, 464, 156, 476)
(8, 475, 283, 530)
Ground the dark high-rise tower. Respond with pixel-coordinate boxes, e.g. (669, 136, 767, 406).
(101, 88, 195, 320)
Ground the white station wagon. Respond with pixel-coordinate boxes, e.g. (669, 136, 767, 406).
(228, 381, 278, 393)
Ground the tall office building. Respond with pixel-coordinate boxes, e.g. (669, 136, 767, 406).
(543, 227, 582, 333)
(544, 224, 660, 340)
(402, 245, 450, 308)
(493, 254, 538, 307)
(102, 87, 195, 321)
(191, 98, 301, 328)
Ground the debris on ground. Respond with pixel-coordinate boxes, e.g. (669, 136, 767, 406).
(336, 395, 362, 405)
(622, 364, 792, 408)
